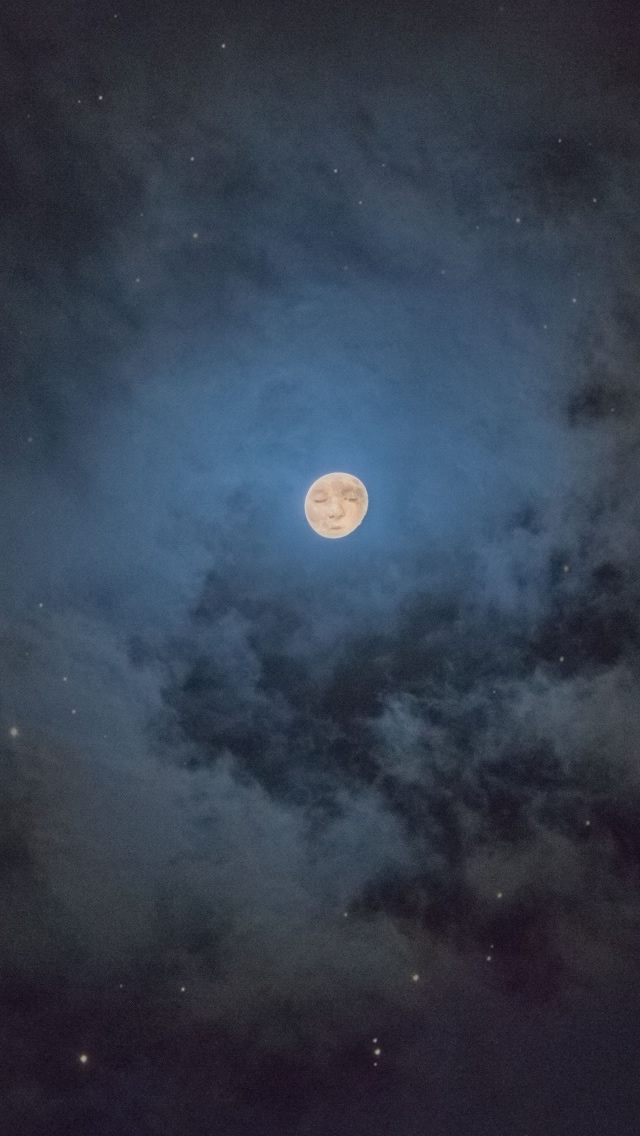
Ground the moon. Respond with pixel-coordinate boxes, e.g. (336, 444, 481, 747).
(304, 472, 368, 539)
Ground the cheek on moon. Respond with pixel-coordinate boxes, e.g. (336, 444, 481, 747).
(304, 472, 368, 539)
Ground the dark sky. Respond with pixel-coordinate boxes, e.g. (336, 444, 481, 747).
(2, 0, 640, 1132)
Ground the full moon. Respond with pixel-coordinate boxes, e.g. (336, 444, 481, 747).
(304, 472, 369, 539)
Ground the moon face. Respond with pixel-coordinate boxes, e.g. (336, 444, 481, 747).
(304, 472, 368, 539)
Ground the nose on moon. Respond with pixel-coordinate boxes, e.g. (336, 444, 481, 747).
(304, 472, 369, 539)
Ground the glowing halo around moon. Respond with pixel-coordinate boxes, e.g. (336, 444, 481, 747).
(304, 472, 368, 539)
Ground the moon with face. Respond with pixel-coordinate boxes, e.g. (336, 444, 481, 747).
(304, 472, 368, 539)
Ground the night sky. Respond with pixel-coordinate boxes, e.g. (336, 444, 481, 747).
(2, 0, 640, 1132)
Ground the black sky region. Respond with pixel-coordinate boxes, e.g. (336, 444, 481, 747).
(2, 0, 640, 1132)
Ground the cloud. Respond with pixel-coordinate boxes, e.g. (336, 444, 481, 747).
(1, 0, 640, 1100)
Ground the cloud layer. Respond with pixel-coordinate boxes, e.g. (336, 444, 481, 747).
(2, 0, 640, 1130)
